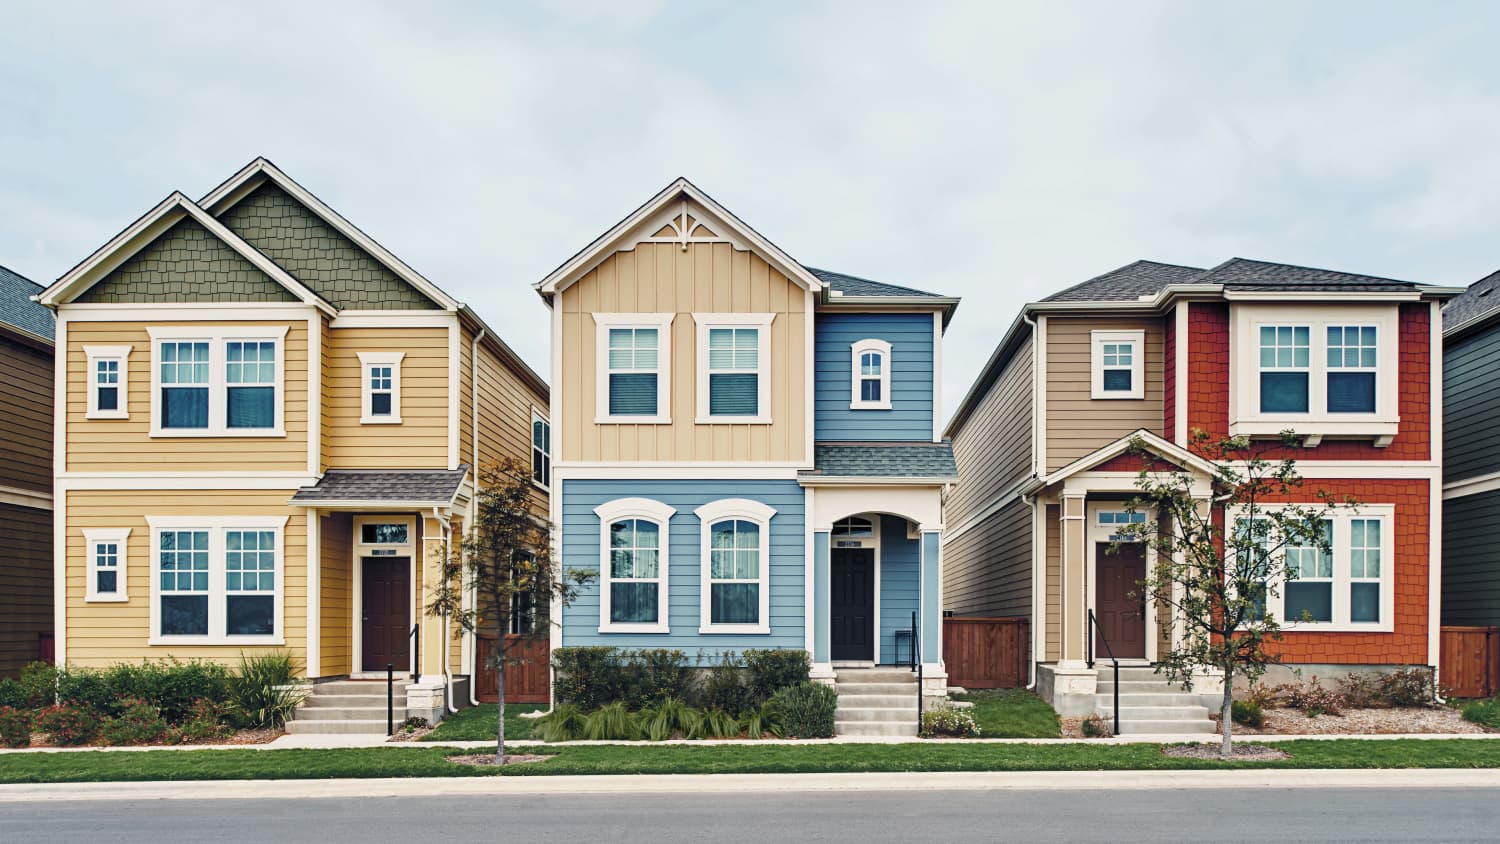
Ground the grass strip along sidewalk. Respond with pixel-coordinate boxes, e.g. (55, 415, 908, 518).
(2, 739, 1498, 784)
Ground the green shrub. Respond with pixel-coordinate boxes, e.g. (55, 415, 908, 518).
(1081, 713, 1110, 738)
(552, 647, 621, 710)
(533, 704, 588, 743)
(18, 662, 57, 708)
(56, 668, 113, 716)
(639, 697, 703, 741)
(105, 660, 234, 722)
(177, 698, 232, 743)
(743, 649, 810, 701)
(0, 706, 30, 748)
(1241, 682, 1278, 710)
(1461, 698, 1500, 730)
(740, 700, 783, 739)
(921, 706, 980, 738)
(625, 649, 691, 708)
(770, 682, 837, 738)
(0, 678, 24, 710)
(694, 652, 756, 715)
(231, 652, 306, 729)
(1231, 700, 1266, 728)
(582, 701, 640, 740)
(35, 704, 99, 746)
(101, 698, 173, 746)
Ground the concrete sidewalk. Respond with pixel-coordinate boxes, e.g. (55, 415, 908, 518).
(3, 768, 1499, 803)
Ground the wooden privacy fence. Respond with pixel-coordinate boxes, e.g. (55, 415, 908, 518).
(942, 617, 1029, 689)
(474, 633, 550, 704)
(1440, 626, 1500, 698)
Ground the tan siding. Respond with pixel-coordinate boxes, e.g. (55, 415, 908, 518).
(942, 498, 1032, 618)
(1045, 504, 1060, 662)
(0, 503, 51, 677)
(1044, 316, 1165, 473)
(65, 320, 310, 473)
(948, 336, 1033, 518)
(324, 325, 448, 468)
(64, 489, 307, 670)
(0, 335, 53, 495)
(319, 511, 352, 677)
(558, 240, 809, 463)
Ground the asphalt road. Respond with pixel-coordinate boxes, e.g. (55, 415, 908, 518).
(4, 787, 1497, 843)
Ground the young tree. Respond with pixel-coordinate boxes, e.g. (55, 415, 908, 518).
(429, 458, 592, 764)
(1114, 431, 1351, 758)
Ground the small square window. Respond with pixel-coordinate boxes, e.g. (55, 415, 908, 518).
(1091, 331, 1143, 399)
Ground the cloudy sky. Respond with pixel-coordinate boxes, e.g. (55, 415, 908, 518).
(3, 1, 1497, 420)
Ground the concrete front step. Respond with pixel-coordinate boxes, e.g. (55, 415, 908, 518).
(1109, 718, 1218, 735)
(834, 669, 919, 683)
(284, 719, 393, 735)
(834, 706, 919, 722)
(311, 680, 411, 696)
(833, 682, 918, 696)
(1095, 705, 1215, 721)
(832, 694, 914, 709)
(302, 694, 407, 708)
(1097, 680, 1194, 694)
(834, 720, 919, 737)
(1095, 693, 1204, 707)
(293, 705, 407, 721)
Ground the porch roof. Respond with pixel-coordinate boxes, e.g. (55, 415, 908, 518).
(799, 442, 958, 485)
(290, 466, 470, 507)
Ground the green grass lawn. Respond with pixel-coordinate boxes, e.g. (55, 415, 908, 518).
(419, 703, 547, 742)
(2, 739, 1498, 784)
(951, 689, 1062, 738)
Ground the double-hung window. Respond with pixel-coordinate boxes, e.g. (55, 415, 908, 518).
(83, 528, 131, 602)
(849, 339, 893, 410)
(593, 313, 673, 423)
(594, 498, 675, 633)
(693, 313, 773, 423)
(1326, 326, 1377, 413)
(1091, 330, 1144, 399)
(358, 352, 404, 424)
(84, 346, 131, 419)
(1258, 326, 1311, 413)
(148, 517, 287, 644)
(695, 498, 775, 634)
(531, 410, 551, 489)
(1230, 507, 1393, 631)
(1284, 520, 1334, 623)
(149, 327, 287, 436)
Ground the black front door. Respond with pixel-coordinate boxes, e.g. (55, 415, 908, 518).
(831, 548, 875, 661)
(361, 556, 411, 672)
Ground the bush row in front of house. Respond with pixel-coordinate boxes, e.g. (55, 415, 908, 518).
(552, 647, 812, 713)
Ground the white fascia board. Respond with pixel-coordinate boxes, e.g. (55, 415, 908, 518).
(1041, 428, 1219, 486)
(796, 475, 955, 487)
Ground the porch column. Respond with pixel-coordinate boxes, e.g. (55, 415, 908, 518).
(810, 530, 832, 680)
(417, 515, 448, 686)
(1059, 492, 1088, 665)
(919, 531, 942, 664)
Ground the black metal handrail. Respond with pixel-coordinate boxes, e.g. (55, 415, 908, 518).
(408, 624, 421, 681)
(912, 610, 923, 732)
(1087, 609, 1120, 737)
(386, 663, 395, 736)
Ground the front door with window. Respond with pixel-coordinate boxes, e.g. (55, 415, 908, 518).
(830, 548, 875, 661)
(361, 556, 410, 672)
(1095, 543, 1146, 659)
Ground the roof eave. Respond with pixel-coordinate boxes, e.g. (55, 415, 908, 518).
(796, 475, 957, 487)
(457, 304, 549, 400)
(819, 294, 961, 326)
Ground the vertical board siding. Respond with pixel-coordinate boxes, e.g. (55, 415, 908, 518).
(1442, 489, 1500, 626)
(557, 239, 809, 463)
(323, 325, 448, 468)
(814, 313, 934, 441)
(1444, 328, 1500, 483)
(560, 479, 805, 655)
(1045, 316, 1165, 472)
(318, 511, 352, 677)
(942, 498, 1032, 617)
(0, 503, 52, 676)
(878, 516, 920, 663)
(0, 336, 53, 494)
(943, 617, 1028, 689)
(1439, 626, 1499, 698)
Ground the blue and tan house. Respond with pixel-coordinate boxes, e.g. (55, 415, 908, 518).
(36, 159, 549, 731)
(535, 179, 959, 733)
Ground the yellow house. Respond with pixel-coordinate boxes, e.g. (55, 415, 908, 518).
(37, 159, 548, 732)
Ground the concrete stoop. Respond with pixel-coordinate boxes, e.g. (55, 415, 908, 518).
(287, 680, 406, 735)
(1095, 667, 1215, 736)
(834, 667, 921, 737)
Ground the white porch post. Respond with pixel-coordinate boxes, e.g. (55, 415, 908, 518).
(810, 530, 834, 682)
(919, 528, 947, 696)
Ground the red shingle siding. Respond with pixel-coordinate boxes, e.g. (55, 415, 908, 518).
(1186, 303, 1229, 440)
(1163, 313, 1176, 440)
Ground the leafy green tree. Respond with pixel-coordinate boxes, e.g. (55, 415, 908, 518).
(429, 458, 592, 763)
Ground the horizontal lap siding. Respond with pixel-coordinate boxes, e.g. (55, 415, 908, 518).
(0, 503, 52, 676)
(319, 512, 352, 677)
(814, 313, 934, 441)
(1443, 490, 1500, 626)
(1045, 316, 1164, 473)
(324, 326, 448, 468)
(560, 479, 805, 656)
(947, 337, 1032, 517)
(65, 320, 309, 472)
(1444, 328, 1500, 483)
(878, 517, 920, 662)
(471, 328, 549, 513)
(0, 336, 53, 495)
(64, 489, 307, 669)
(1045, 505, 1060, 661)
(942, 498, 1032, 618)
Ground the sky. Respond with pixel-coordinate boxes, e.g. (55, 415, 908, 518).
(3, 1, 1499, 422)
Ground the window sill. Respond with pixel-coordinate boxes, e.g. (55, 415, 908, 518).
(86, 411, 129, 420)
(531, 479, 550, 494)
(1280, 621, 1394, 634)
(1089, 391, 1144, 401)
(849, 401, 892, 411)
(595, 415, 671, 425)
(698, 624, 771, 635)
(694, 416, 772, 425)
(597, 623, 670, 634)
(149, 428, 287, 438)
(1229, 418, 1399, 444)
(85, 594, 129, 603)
(360, 416, 403, 425)
(149, 635, 285, 646)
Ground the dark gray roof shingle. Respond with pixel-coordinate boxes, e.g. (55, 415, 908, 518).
(801, 442, 958, 480)
(291, 467, 469, 504)
(806, 267, 949, 299)
(0, 264, 53, 341)
(1443, 268, 1500, 335)
(1041, 260, 1205, 303)
(1042, 257, 1429, 304)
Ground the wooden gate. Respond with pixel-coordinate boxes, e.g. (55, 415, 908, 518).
(1440, 626, 1500, 698)
(474, 634, 550, 704)
(942, 617, 1029, 689)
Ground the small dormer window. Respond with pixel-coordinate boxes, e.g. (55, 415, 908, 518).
(849, 339, 893, 410)
(1091, 330, 1144, 399)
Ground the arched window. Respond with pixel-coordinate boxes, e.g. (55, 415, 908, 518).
(695, 499, 776, 633)
(850, 338, 892, 410)
(594, 498, 676, 633)
(831, 516, 875, 538)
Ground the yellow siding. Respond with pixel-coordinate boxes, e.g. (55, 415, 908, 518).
(466, 326, 549, 509)
(64, 488, 307, 669)
(558, 241, 809, 463)
(324, 325, 449, 468)
(319, 315, 332, 471)
(65, 320, 310, 473)
(1044, 316, 1166, 473)
(319, 511, 352, 677)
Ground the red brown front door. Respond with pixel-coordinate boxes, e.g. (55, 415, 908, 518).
(361, 556, 410, 672)
(1095, 543, 1146, 659)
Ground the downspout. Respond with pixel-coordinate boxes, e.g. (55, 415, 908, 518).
(469, 328, 485, 707)
(1021, 311, 1040, 691)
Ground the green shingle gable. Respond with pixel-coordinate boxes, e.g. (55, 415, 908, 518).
(218, 182, 439, 309)
(76, 217, 297, 303)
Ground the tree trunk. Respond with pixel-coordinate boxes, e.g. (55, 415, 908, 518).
(1219, 663, 1234, 758)
(496, 651, 507, 764)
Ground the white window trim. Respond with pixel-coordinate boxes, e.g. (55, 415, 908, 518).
(145, 515, 288, 646)
(1228, 504, 1395, 633)
(83, 527, 131, 602)
(693, 313, 774, 424)
(357, 351, 404, 424)
(595, 497, 676, 633)
(84, 345, 132, 420)
(147, 326, 288, 438)
(531, 407, 551, 491)
(695, 498, 775, 634)
(593, 313, 674, 424)
(849, 338, 893, 410)
(1091, 330, 1145, 400)
(1229, 304, 1400, 444)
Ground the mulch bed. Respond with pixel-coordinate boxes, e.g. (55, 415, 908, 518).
(1223, 705, 1486, 736)
(447, 753, 550, 767)
(1162, 743, 1289, 761)
(386, 725, 435, 742)
(24, 728, 281, 749)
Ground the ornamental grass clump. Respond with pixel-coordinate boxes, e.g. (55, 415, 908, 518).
(231, 651, 306, 729)
(1460, 698, 1500, 730)
(582, 701, 640, 741)
(533, 704, 588, 743)
(639, 697, 703, 741)
(770, 682, 837, 739)
(740, 700, 784, 739)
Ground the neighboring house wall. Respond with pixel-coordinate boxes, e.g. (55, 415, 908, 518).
(1443, 490, 1500, 626)
(0, 502, 50, 674)
(814, 312, 934, 441)
(1443, 326, 1500, 484)
(1044, 316, 1165, 472)
(0, 325, 53, 675)
(0, 333, 53, 496)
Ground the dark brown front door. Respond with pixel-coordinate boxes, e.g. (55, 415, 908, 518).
(1095, 543, 1146, 659)
(361, 556, 410, 672)
(831, 548, 875, 661)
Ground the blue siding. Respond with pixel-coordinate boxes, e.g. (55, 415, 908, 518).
(815, 313, 935, 441)
(878, 517, 920, 664)
(560, 479, 806, 658)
